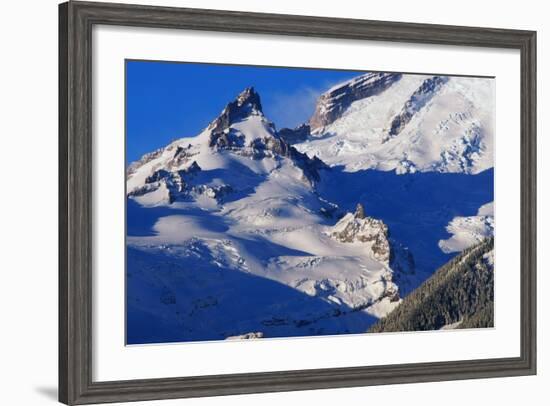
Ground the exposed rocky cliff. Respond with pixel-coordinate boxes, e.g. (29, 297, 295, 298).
(309, 72, 402, 131)
(278, 124, 311, 145)
(387, 76, 449, 139)
(330, 203, 391, 263)
(208, 86, 265, 135)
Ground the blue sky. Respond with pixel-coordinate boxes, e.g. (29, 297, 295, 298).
(126, 61, 361, 163)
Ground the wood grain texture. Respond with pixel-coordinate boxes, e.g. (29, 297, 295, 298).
(58, 2, 69, 404)
(58, 1, 537, 404)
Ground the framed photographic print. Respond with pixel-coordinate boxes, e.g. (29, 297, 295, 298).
(59, 1, 536, 404)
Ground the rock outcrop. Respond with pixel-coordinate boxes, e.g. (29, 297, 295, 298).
(208, 87, 264, 134)
(309, 72, 402, 131)
(330, 203, 391, 263)
(387, 76, 449, 139)
(278, 124, 311, 145)
(128, 160, 202, 203)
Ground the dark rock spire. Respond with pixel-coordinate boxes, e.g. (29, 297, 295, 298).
(355, 203, 366, 219)
(208, 87, 263, 134)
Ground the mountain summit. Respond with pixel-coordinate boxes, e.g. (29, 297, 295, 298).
(208, 86, 264, 134)
(127, 87, 329, 205)
(297, 73, 494, 174)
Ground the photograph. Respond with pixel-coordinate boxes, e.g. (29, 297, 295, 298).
(125, 61, 495, 344)
(1, 0, 543, 404)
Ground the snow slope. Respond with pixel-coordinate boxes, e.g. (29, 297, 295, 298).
(438, 202, 494, 253)
(295, 73, 494, 174)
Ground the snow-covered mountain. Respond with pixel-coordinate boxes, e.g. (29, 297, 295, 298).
(126, 87, 415, 343)
(127, 87, 325, 206)
(293, 72, 494, 174)
(126, 73, 494, 344)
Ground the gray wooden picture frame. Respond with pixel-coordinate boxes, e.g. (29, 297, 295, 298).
(59, 1, 537, 404)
